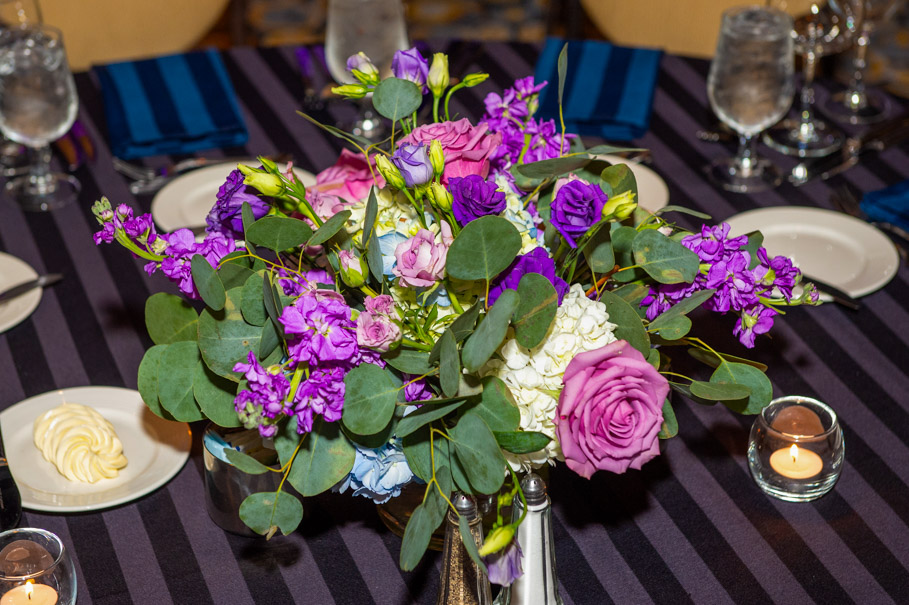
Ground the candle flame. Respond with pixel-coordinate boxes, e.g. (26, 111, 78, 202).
(790, 444, 799, 463)
(25, 580, 33, 599)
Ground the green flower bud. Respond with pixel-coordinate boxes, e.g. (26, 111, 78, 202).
(429, 139, 445, 178)
(429, 182, 452, 212)
(331, 83, 369, 99)
(375, 154, 406, 189)
(243, 172, 285, 197)
(427, 53, 449, 97)
(258, 156, 278, 172)
(601, 190, 637, 221)
(91, 197, 113, 223)
(478, 524, 515, 557)
(349, 52, 380, 86)
(461, 73, 489, 88)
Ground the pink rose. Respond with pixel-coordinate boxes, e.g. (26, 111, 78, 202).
(357, 311, 401, 353)
(307, 189, 355, 221)
(555, 340, 668, 478)
(313, 149, 384, 202)
(401, 119, 502, 185)
(365, 294, 396, 316)
(392, 224, 451, 288)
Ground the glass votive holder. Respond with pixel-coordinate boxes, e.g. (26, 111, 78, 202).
(747, 396, 845, 502)
(0, 528, 77, 605)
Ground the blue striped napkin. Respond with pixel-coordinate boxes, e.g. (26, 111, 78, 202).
(862, 179, 909, 232)
(94, 50, 248, 159)
(535, 38, 663, 141)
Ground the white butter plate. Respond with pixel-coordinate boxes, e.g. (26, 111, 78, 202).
(0, 386, 192, 512)
(0, 252, 42, 334)
(599, 154, 670, 213)
(151, 162, 316, 233)
(725, 206, 899, 298)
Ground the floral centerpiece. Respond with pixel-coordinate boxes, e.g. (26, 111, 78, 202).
(92, 46, 818, 584)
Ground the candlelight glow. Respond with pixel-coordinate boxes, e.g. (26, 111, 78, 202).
(790, 444, 799, 463)
(24, 582, 33, 599)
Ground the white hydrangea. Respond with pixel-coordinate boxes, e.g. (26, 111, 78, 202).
(480, 284, 618, 471)
(346, 186, 424, 240)
(496, 174, 543, 254)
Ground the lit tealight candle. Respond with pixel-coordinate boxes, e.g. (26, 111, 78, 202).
(770, 443, 823, 480)
(0, 581, 58, 605)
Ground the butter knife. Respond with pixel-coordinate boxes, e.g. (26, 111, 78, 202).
(0, 274, 63, 304)
(790, 114, 909, 186)
(801, 274, 860, 310)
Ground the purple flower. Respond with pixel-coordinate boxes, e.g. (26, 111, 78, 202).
(392, 143, 434, 188)
(483, 89, 528, 132)
(681, 223, 748, 263)
(512, 76, 546, 100)
(521, 118, 571, 164)
(450, 175, 507, 225)
(641, 281, 700, 321)
(549, 180, 608, 248)
(705, 251, 757, 313)
(753, 248, 800, 301)
(151, 230, 237, 299)
(293, 366, 347, 433)
(205, 169, 270, 239)
(734, 304, 778, 348)
(280, 292, 359, 366)
(233, 351, 291, 437)
(484, 539, 523, 587)
(488, 247, 569, 307)
(404, 375, 433, 403)
(392, 47, 429, 92)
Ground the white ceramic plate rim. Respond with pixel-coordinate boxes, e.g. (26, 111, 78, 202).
(0, 386, 192, 513)
(0, 252, 41, 334)
(725, 206, 899, 298)
(598, 154, 670, 213)
(151, 162, 316, 232)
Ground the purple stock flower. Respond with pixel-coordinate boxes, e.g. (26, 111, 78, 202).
(152, 231, 237, 299)
(206, 169, 270, 239)
(521, 118, 571, 164)
(280, 292, 359, 366)
(488, 247, 569, 307)
(682, 223, 748, 262)
(484, 539, 524, 587)
(734, 304, 778, 348)
(705, 251, 756, 313)
(512, 76, 546, 100)
(392, 143, 434, 188)
(482, 89, 528, 132)
(753, 248, 800, 300)
(404, 374, 433, 403)
(450, 175, 506, 225)
(549, 180, 608, 248)
(293, 366, 347, 433)
(233, 351, 292, 437)
(392, 47, 429, 92)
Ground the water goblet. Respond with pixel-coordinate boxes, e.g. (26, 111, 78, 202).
(325, 0, 409, 140)
(764, 0, 863, 157)
(0, 24, 78, 211)
(824, 0, 899, 124)
(0, 0, 42, 178)
(0, 528, 77, 605)
(707, 6, 796, 192)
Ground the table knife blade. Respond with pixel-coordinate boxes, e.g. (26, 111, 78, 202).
(801, 274, 861, 310)
(0, 273, 63, 304)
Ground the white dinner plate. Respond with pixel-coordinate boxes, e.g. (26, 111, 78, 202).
(725, 206, 899, 298)
(599, 154, 670, 213)
(0, 386, 192, 512)
(151, 162, 316, 232)
(0, 252, 42, 334)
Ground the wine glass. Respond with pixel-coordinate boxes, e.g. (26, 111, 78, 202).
(824, 0, 899, 124)
(325, 0, 409, 140)
(0, 528, 77, 605)
(0, 0, 42, 178)
(707, 6, 796, 193)
(0, 23, 79, 211)
(764, 0, 863, 157)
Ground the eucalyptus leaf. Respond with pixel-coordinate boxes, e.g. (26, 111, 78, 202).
(690, 380, 753, 401)
(286, 416, 355, 496)
(396, 399, 466, 438)
(450, 413, 507, 494)
(658, 398, 679, 439)
(144, 293, 198, 345)
(137, 344, 171, 419)
(198, 289, 262, 381)
(383, 349, 434, 376)
(461, 290, 520, 372)
(742, 231, 765, 270)
(342, 364, 401, 435)
(446, 216, 522, 281)
(600, 163, 637, 199)
(711, 362, 772, 414)
(193, 361, 242, 427)
(372, 77, 423, 122)
(449, 302, 481, 342)
(462, 376, 520, 432)
(157, 341, 205, 421)
(239, 491, 303, 536)
(459, 515, 488, 575)
(361, 188, 379, 248)
(515, 155, 590, 179)
(557, 42, 568, 107)
(439, 329, 460, 398)
(403, 425, 448, 483)
(687, 348, 768, 372)
(583, 226, 615, 274)
(258, 316, 281, 359)
(652, 289, 717, 323)
(493, 430, 551, 454)
(247, 216, 313, 251)
(655, 205, 712, 220)
(400, 472, 450, 571)
(513, 273, 558, 349)
(217, 258, 255, 291)
(240, 273, 267, 326)
(241, 202, 256, 232)
(610, 225, 645, 283)
(191, 255, 226, 311)
(632, 230, 700, 284)
(224, 448, 271, 474)
(649, 314, 691, 340)
(599, 291, 650, 358)
(308, 210, 351, 246)
(612, 283, 649, 310)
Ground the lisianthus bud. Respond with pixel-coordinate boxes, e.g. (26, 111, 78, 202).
(429, 139, 445, 178)
(331, 83, 369, 99)
(338, 249, 367, 287)
(478, 524, 516, 557)
(427, 53, 449, 97)
(601, 190, 637, 221)
(243, 172, 285, 197)
(461, 73, 489, 88)
(346, 52, 379, 86)
(375, 154, 406, 189)
(429, 181, 453, 212)
(391, 143, 433, 188)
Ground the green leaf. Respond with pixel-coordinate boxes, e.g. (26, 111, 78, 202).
(191, 255, 226, 311)
(583, 144, 645, 156)
(308, 210, 351, 247)
(658, 398, 679, 439)
(157, 341, 205, 421)
(687, 348, 768, 372)
(632, 230, 700, 284)
(742, 231, 765, 270)
(286, 416, 355, 496)
(599, 290, 651, 358)
(557, 42, 568, 106)
(515, 155, 590, 179)
(461, 290, 520, 373)
(653, 289, 717, 324)
(710, 362, 772, 414)
(690, 380, 753, 401)
(342, 364, 401, 435)
(383, 349, 433, 376)
(198, 289, 263, 381)
(646, 347, 661, 370)
(224, 448, 271, 474)
(240, 273, 267, 326)
(450, 413, 507, 494)
(612, 283, 649, 310)
(247, 216, 313, 251)
(365, 231, 385, 284)
(262, 273, 283, 329)
(493, 430, 551, 454)
(463, 376, 520, 432)
(459, 515, 488, 575)
(655, 205, 712, 220)
(193, 361, 242, 427)
(400, 474, 450, 571)
(217, 254, 256, 291)
(241, 202, 256, 232)
(137, 344, 171, 419)
(610, 225, 645, 283)
(600, 163, 637, 199)
(650, 314, 691, 340)
(145, 293, 198, 345)
(403, 425, 448, 482)
(446, 216, 522, 281)
(372, 77, 422, 122)
(449, 303, 481, 341)
(239, 491, 303, 536)
(439, 329, 460, 398)
(583, 226, 615, 274)
(361, 188, 379, 248)
(513, 273, 557, 349)
(396, 400, 467, 438)
(258, 316, 281, 359)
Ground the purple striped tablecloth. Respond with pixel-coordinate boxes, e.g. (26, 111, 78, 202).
(1, 41, 908, 604)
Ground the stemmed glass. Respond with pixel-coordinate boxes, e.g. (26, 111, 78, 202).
(0, 23, 79, 211)
(764, 0, 862, 157)
(325, 0, 409, 140)
(824, 0, 899, 124)
(0, 528, 77, 605)
(707, 6, 796, 193)
(0, 0, 42, 177)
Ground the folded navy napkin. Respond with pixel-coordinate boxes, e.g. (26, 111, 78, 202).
(95, 49, 248, 159)
(535, 38, 663, 141)
(862, 179, 909, 232)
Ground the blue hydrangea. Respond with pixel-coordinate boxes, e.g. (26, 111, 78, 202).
(335, 439, 414, 504)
